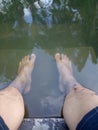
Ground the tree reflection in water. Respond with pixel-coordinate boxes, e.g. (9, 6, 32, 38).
(0, 1, 97, 86)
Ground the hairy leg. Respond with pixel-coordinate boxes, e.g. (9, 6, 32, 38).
(55, 53, 98, 130)
(0, 54, 36, 130)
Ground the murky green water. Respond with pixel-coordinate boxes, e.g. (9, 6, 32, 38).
(0, 0, 98, 117)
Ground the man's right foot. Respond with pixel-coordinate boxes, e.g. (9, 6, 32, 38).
(55, 53, 79, 94)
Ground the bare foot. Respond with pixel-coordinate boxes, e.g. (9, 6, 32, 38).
(10, 54, 36, 94)
(55, 53, 79, 94)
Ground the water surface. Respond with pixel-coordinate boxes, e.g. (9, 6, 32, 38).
(0, 0, 98, 117)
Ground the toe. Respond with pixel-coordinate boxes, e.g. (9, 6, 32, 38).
(61, 54, 72, 70)
(25, 55, 30, 63)
(26, 55, 30, 61)
(61, 54, 67, 64)
(55, 53, 61, 62)
(29, 53, 36, 65)
(22, 56, 28, 64)
(61, 54, 66, 61)
(61, 54, 70, 64)
(66, 56, 72, 68)
(18, 62, 22, 74)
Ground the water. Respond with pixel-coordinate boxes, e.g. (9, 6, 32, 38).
(0, 0, 98, 117)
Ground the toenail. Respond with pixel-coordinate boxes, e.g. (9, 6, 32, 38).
(31, 54, 35, 57)
(56, 53, 60, 56)
(30, 54, 36, 60)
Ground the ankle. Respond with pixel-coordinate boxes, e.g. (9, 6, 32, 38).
(10, 78, 24, 93)
(61, 80, 79, 95)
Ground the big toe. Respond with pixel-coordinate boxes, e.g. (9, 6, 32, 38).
(30, 53, 36, 65)
(55, 53, 61, 62)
